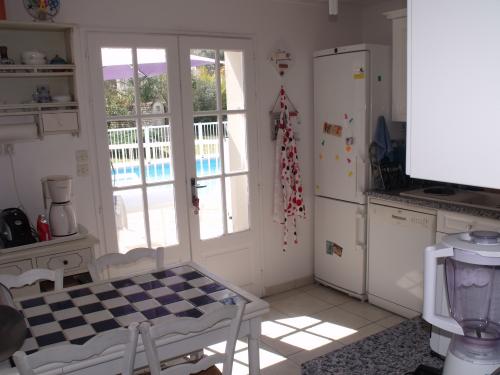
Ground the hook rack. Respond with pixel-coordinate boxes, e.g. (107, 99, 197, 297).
(270, 50, 292, 77)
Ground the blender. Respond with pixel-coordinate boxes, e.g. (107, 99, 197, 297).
(424, 231, 500, 375)
(42, 175, 78, 237)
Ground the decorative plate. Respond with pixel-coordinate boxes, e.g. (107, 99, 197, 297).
(24, 0, 60, 21)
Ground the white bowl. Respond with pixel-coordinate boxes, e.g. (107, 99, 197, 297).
(24, 60, 46, 66)
(52, 95, 72, 103)
(22, 51, 45, 61)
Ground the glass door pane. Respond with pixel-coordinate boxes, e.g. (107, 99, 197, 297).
(100, 45, 180, 253)
(188, 47, 249, 239)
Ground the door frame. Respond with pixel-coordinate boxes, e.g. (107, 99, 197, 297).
(86, 31, 263, 294)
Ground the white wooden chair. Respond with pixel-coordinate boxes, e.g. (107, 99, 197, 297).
(89, 247, 165, 282)
(0, 268, 64, 291)
(13, 322, 139, 375)
(139, 302, 246, 375)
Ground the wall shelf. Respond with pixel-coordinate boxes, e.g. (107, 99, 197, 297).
(0, 64, 76, 77)
(0, 22, 80, 140)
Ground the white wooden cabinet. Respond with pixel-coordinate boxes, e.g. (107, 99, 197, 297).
(407, 0, 500, 188)
(384, 9, 406, 123)
(0, 234, 97, 297)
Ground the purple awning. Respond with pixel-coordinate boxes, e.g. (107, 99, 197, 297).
(103, 55, 217, 81)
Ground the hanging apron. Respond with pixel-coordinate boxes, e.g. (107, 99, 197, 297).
(272, 87, 306, 251)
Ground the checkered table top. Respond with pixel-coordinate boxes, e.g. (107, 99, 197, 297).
(16, 265, 247, 355)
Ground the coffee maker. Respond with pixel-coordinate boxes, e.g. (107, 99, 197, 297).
(42, 175, 78, 237)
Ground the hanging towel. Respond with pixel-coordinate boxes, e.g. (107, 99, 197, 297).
(373, 116, 393, 161)
(272, 87, 306, 251)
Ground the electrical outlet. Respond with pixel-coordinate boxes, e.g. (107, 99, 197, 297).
(75, 149, 89, 163)
(76, 163, 89, 177)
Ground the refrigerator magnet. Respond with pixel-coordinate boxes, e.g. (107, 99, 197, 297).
(345, 137, 354, 146)
(321, 139, 325, 146)
(333, 243, 343, 257)
(349, 118, 354, 124)
(344, 113, 348, 120)
(348, 171, 353, 177)
(319, 152, 324, 160)
(347, 158, 352, 164)
(326, 240, 334, 255)
(335, 154, 340, 161)
(333, 124, 342, 137)
(345, 145, 352, 153)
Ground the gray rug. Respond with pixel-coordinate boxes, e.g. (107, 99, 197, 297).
(301, 319, 444, 375)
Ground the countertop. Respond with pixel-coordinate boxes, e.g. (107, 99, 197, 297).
(367, 189, 500, 220)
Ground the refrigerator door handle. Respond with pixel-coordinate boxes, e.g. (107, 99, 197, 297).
(356, 212, 366, 246)
(356, 156, 367, 195)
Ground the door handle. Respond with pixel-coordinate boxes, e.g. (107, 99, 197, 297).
(191, 178, 207, 215)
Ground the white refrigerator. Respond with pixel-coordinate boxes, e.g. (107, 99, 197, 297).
(313, 44, 391, 299)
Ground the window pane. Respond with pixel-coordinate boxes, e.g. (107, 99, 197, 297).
(101, 48, 136, 116)
(143, 118, 173, 183)
(225, 175, 249, 233)
(191, 49, 217, 112)
(194, 116, 221, 177)
(223, 114, 248, 173)
(138, 48, 169, 114)
(108, 120, 141, 187)
(147, 184, 178, 247)
(198, 178, 223, 239)
(221, 50, 245, 110)
(114, 189, 147, 253)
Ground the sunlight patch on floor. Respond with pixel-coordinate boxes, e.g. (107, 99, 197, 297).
(306, 322, 358, 340)
(262, 320, 296, 338)
(234, 348, 287, 368)
(280, 331, 332, 350)
(276, 315, 320, 329)
(207, 340, 248, 353)
(261, 315, 358, 351)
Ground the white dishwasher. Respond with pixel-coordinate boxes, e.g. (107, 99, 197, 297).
(367, 202, 437, 318)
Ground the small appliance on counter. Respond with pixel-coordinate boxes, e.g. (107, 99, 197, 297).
(424, 231, 500, 375)
(42, 175, 78, 237)
(0, 208, 37, 248)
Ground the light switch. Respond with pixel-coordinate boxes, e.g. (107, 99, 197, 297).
(75, 149, 88, 163)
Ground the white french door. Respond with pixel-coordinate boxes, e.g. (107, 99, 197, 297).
(180, 37, 260, 295)
(87, 33, 260, 293)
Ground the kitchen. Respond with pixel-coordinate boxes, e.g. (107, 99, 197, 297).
(0, 0, 499, 374)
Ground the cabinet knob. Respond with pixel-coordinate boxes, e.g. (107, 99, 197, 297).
(63, 260, 69, 265)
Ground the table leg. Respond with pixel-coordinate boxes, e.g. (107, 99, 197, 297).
(248, 317, 261, 375)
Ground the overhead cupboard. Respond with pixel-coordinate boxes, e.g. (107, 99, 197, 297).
(406, 0, 500, 188)
(0, 21, 79, 142)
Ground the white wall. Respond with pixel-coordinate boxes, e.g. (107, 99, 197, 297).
(361, 0, 406, 44)
(2, 0, 363, 291)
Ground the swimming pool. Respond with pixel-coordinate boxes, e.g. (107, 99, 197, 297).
(112, 158, 221, 184)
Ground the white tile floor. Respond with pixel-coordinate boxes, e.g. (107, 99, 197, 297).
(211, 283, 407, 375)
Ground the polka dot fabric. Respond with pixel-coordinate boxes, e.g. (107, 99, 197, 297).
(273, 87, 306, 251)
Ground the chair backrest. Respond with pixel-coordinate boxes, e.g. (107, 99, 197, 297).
(139, 302, 246, 375)
(89, 247, 165, 281)
(0, 268, 64, 291)
(13, 322, 139, 375)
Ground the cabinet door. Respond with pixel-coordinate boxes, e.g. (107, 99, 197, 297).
(407, 0, 500, 188)
(392, 16, 406, 122)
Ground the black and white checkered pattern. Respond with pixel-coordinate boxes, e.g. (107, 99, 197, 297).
(16, 265, 247, 354)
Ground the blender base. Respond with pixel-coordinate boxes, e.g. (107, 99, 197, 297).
(443, 350, 500, 375)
